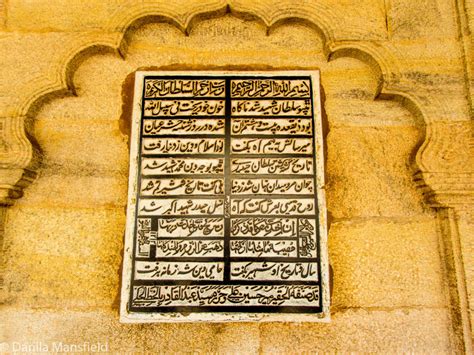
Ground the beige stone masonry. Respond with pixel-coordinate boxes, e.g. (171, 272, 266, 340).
(0, 0, 472, 352)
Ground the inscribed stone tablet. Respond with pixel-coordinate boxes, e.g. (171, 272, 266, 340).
(120, 71, 330, 322)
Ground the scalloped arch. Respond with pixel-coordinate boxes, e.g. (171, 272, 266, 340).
(18, 3, 408, 117)
(2, 6, 471, 350)
(8, 3, 430, 204)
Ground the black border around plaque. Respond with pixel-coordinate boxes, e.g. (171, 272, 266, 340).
(120, 71, 329, 322)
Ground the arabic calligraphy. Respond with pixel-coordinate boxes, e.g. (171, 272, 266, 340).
(142, 138, 224, 154)
(145, 79, 225, 98)
(138, 199, 224, 216)
(132, 285, 319, 307)
(144, 100, 225, 116)
(231, 118, 312, 135)
(142, 158, 224, 175)
(230, 240, 297, 257)
(231, 138, 313, 154)
(135, 261, 224, 281)
(155, 240, 224, 257)
(141, 178, 224, 196)
(231, 198, 315, 215)
(231, 79, 311, 98)
(125, 74, 325, 315)
(230, 217, 297, 237)
(231, 158, 313, 174)
(231, 178, 314, 194)
(231, 262, 318, 281)
(158, 218, 224, 237)
(143, 118, 225, 135)
(231, 99, 311, 116)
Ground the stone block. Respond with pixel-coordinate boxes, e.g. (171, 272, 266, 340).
(259, 308, 451, 352)
(3, 207, 125, 309)
(1, 309, 261, 353)
(329, 217, 445, 309)
(326, 126, 426, 219)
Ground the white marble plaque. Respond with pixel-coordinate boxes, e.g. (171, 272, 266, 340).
(120, 71, 329, 322)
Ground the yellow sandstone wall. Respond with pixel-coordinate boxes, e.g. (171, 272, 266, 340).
(0, 1, 473, 353)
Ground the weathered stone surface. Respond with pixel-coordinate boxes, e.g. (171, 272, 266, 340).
(259, 308, 451, 353)
(329, 217, 445, 309)
(2, 207, 124, 308)
(457, 210, 474, 334)
(1, 309, 261, 353)
(326, 126, 425, 219)
(0, 0, 472, 352)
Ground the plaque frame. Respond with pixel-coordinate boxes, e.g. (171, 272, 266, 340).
(120, 70, 329, 322)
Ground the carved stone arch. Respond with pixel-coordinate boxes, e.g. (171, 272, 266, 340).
(1, 2, 471, 351)
(3, 3, 436, 208)
(106, 1, 228, 34)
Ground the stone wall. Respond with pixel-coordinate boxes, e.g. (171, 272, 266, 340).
(0, 1, 472, 353)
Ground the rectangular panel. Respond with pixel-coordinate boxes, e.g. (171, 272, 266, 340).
(121, 71, 329, 323)
(141, 158, 224, 175)
(137, 198, 224, 216)
(231, 138, 313, 154)
(144, 99, 225, 117)
(231, 157, 314, 175)
(141, 137, 224, 154)
(143, 118, 225, 135)
(231, 118, 313, 135)
(135, 261, 224, 281)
